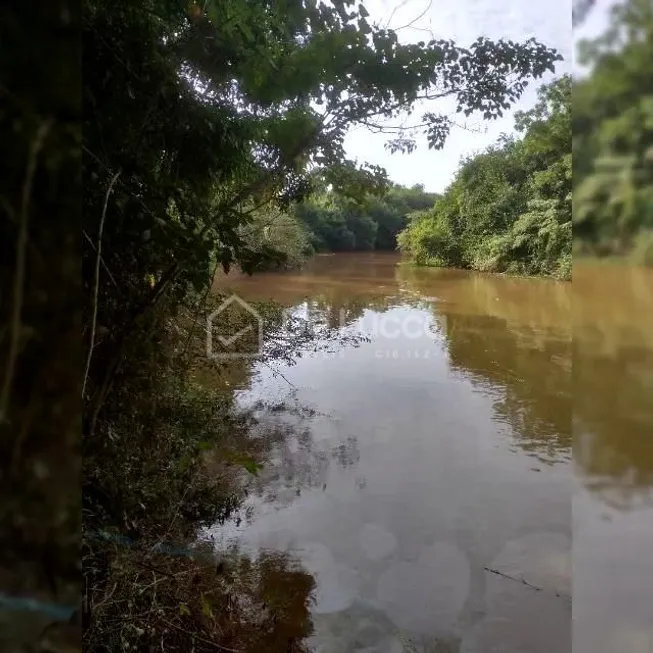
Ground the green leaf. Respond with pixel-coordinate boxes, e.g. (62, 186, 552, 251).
(242, 457, 260, 476)
(179, 603, 191, 617)
(201, 593, 214, 619)
(237, 22, 254, 42)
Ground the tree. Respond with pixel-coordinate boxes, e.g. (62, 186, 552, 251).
(573, 0, 653, 260)
(239, 207, 313, 270)
(1, 0, 82, 616)
(398, 76, 571, 278)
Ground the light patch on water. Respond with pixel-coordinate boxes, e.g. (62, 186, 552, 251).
(607, 625, 653, 653)
(357, 641, 405, 653)
(313, 565, 359, 614)
(358, 523, 398, 561)
(478, 532, 572, 652)
(489, 531, 571, 597)
(375, 541, 471, 635)
(309, 600, 405, 653)
(460, 617, 534, 653)
(299, 541, 334, 574)
(298, 542, 359, 614)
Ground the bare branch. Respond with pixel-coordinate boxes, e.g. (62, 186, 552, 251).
(358, 116, 486, 134)
(161, 619, 241, 653)
(392, 0, 433, 33)
(385, 0, 411, 29)
(82, 170, 121, 400)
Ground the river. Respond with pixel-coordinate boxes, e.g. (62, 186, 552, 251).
(210, 252, 653, 653)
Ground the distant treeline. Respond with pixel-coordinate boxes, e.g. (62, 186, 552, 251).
(240, 183, 440, 270)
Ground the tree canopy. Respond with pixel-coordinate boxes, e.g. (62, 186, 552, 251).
(572, 0, 653, 263)
(397, 75, 571, 279)
(290, 183, 439, 254)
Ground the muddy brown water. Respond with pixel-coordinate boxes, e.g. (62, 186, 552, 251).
(209, 253, 653, 653)
(573, 262, 653, 653)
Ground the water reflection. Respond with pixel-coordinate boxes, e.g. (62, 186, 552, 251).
(222, 255, 572, 468)
(215, 253, 572, 652)
(243, 406, 362, 508)
(217, 546, 316, 653)
(574, 264, 653, 506)
(398, 264, 572, 465)
(306, 294, 409, 330)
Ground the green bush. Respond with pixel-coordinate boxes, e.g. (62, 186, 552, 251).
(573, 0, 653, 257)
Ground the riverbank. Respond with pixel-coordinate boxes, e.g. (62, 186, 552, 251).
(219, 248, 573, 285)
(81, 280, 372, 653)
(81, 294, 324, 653)
(396, 258, 572, 282)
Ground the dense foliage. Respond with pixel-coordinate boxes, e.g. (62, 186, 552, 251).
(239, 183, 438, 269)
(397, 75, 571, 279)
(573, 0, 653, 263)
(295, 183, 439, 253)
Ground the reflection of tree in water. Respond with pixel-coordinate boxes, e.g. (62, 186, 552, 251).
(311, 599, 460, 653)
(305, 252, 399, 281)
(441, 312, 571, 464)
(574, 265, 653, 508)
(395, 264, 572, 464)
(306, 293, 409, 330)
(307, 295, 368, 330)
(87, 535, 316, 652)
(396, 264, 572, 332)
(575, 342, 653, 508)
(219, 547, 316, 653)
(332, 435, 360, 468)
(244, 405, 361, 507)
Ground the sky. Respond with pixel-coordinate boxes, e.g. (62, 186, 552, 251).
(343, 0, 577, 192)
